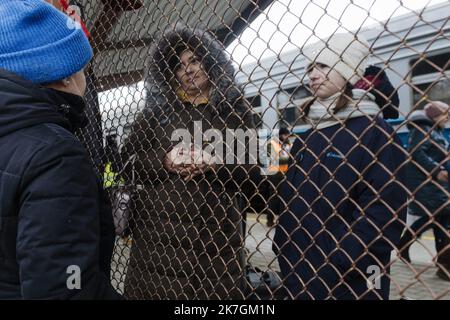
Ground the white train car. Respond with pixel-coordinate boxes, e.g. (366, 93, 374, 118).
(236, 2, 450, 149)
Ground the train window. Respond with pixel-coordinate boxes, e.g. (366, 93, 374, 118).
(413, 78, 450, 110)
(253, 112, 263, 129)
(411, 52, 450, 77)
(247, 95, 262, 109)
(277, 85, 311, 126)
(280, 106, 297, 127)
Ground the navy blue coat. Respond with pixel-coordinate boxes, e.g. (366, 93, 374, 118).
(0, 70, 120, 299)
(273, 116, 407, 300)
(406, 117, 450, 217)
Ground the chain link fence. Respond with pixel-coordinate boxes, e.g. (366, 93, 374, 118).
(68, 0, 450, 299)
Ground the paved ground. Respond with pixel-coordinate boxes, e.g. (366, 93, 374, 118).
(111, 213, 450, 300)
(245, 213, 450, 300)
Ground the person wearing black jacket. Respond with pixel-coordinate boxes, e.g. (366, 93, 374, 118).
(399, 102, 450, 281)
(0, 0, 120, 299)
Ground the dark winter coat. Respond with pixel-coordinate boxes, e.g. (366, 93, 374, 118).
(121, 26, 261, 300)
(273, 116, 407, 300)
(406, 111, 450, 217)
(0, 69, 120, 299)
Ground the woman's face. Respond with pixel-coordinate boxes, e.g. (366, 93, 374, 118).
(307, 63, 347, 99)
(175, 50, 210, 94)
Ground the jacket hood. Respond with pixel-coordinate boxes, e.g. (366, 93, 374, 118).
(407, 110, 434, 129)
(0, 69, 87, 138)
(144, 25, 245, 122)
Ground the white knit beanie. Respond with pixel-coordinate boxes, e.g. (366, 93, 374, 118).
(303, 33, 370, 85)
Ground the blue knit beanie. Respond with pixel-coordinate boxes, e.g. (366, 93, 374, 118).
(0, 0, 93, 84)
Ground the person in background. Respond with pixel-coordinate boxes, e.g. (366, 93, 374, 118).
(266, 127, 292, 227)
(0, 0, 120, 299)
(399, 101, 450, 281)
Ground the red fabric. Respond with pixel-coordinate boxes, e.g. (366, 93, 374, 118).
(354, 74, 382, 91)
(59, 0, 90, 38)
(59, 0, 69, 8)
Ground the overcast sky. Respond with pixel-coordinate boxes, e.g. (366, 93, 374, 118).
(227, 0, 448, 66)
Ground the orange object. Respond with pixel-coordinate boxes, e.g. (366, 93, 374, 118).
(268, 139, 289, 174)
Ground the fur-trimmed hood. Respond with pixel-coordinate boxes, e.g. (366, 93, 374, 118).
(144, 25, 245, 123)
